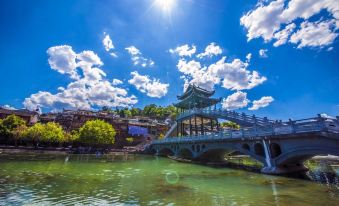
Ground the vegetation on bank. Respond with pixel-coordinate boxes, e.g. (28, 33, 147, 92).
(102, 104, 178, 119)
(0, 115, 116, 147)
(220, 121, 240, 130)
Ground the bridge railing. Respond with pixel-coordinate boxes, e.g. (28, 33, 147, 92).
(176, 108, 275, 126)
(152, 116, 339, 144)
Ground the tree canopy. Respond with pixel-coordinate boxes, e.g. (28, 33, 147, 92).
(220, 121, 240, 130)
(101, 104, 178, 119)
(78, 120, 116, 145)
(0, 115, 26, 137)
(22, 122, 65, 143)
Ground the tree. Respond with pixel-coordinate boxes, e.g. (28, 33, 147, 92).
(0, 119, 9, 137)
(130, 108, 141, 116)
(141, 104, 177, 119)
(65, 130, 80, 143)
(11, 125, 27, 147)
(2, 115, 26, 131)
(126, 137, 134, 143)
(78, 120, 116, 145)
(22, 122, 65, 146)
(0, 115, 26, 144)
(158, 133, 165, 139)
(220, 121, 240, 130)
(119, 108, 132, 118)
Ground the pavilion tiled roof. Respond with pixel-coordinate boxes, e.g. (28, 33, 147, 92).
(174, 84, 221, 109)
(177, 84, 215, 100)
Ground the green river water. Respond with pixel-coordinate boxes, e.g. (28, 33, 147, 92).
(0, 153, 338, 206)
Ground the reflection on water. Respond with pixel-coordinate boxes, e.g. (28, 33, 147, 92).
(0, 153, 338, 206)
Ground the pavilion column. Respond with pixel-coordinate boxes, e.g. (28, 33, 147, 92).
(200, 116, 204, 135)
(216, 119, 219, 131)
(189, 117, 192, 136)
(194, 116, 197, 136)
(177, 122, 180, 137)
(181, 122, 184, 136)
(210, 118, 213, 132)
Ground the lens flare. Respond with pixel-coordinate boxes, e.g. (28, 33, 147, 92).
(155, 0, 176, 13)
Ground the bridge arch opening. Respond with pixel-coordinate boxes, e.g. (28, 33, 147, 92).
(178, 148, 194, 159)
(254, 143, 265, 157)
(242, 143, 250, 151)
(158, 148, 174, 157)
(197, 145, 201, 153)
(270, 143, 282, 158)
(198, 148, 232, 162)
(149, 148, 156, 155)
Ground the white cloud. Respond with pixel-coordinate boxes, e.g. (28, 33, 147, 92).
(240, 0, 285, 41)
(177, 56, 267, 91)
(320, 113, 334, 118)
(125, 46, 154, 67)
(246, 53, 252, 62)
(248, 96, 274, 110)
(222, 91, 250, 110)
(1, 105, 16, 110)
(290, 20, 338, 48)
(240, 0, 339, 49)
(125, 46, 141, 56)
(112, 78, 123, 85)
(196, 42, 222, 58)
(24, 45, 137, 111)
(103, 33, 118, 57)
(128, 71, 169, 98)
(169, 44, 196, 57)
(103, 33, 114, 51)
(273, 23, 296, 47)
(259, 49, 268, 58)
(47, 45, 78, 79)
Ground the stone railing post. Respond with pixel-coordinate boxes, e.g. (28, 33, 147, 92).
(317, 114, 326, 131)
(271, 123, 275, 135)
(289, 119, 296, 133)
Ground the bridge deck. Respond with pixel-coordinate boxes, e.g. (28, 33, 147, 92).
(153, 116, 339, 144)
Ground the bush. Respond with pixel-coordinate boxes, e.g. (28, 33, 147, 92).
(22, 122, 65, 145)
(0, 115, 27, 145)
(126, 137, 134, 143)
(220, 121, 240, 130)
(2, 115, 26, 131)
(78, 120, 116, 145)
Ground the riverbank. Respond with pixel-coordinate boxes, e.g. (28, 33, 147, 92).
(0, 145, 137, 155)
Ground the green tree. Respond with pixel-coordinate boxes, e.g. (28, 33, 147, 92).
(11, 125, 27, 147)
(0, 115, 26, 145)
(220, 121, 240, 130)
(23, 122, 65, 146)
(101, 106, 111, 112)
(119, 108, 132, 118)
(126, 137, 134, 143)
(130, 108, 141, 116)
(78, 120, 116, 145)
(158, 133, 165, 139)
(66, 130, 80, 143)
(2, 115, 26, 131)
(0, 119, 9, 136)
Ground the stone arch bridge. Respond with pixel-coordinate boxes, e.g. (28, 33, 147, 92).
(147, 114, 339, 174)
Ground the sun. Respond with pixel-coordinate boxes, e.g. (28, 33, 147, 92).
(154, 0, 176, 13)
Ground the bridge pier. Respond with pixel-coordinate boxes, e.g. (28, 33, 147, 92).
(261, 164, 308, 175)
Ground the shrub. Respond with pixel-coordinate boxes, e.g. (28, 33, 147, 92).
(78, 120, 116, 145)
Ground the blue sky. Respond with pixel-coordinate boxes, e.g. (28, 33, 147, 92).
(0, 0, 338, 120)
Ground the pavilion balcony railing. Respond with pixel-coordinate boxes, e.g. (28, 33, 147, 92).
(152, 116, 339, 144)
(176, 108, 276, 125)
